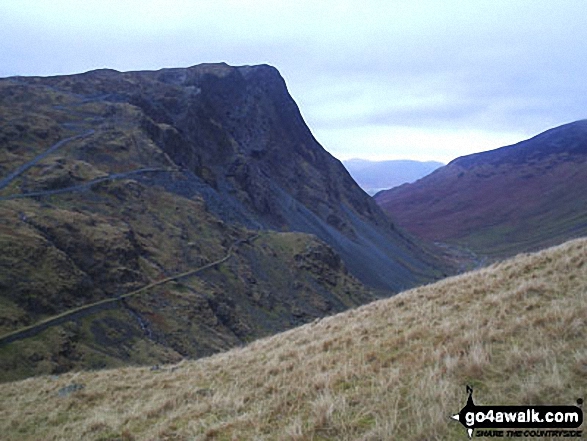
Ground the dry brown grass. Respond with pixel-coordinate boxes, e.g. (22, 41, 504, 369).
(1, 238, 586, 440)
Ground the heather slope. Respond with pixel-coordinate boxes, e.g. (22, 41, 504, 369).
(1, 237, 585, 440)
(375, 120, 587, 258)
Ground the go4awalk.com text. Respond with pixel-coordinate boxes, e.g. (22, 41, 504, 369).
(451, 386, 583, 439)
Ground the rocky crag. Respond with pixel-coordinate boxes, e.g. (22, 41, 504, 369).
(0, 63, 448, 380)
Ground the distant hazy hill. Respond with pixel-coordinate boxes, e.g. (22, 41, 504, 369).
(2, 236, 585, 440)
(375, 120, 587, 257)
(343, 159, 443, 195)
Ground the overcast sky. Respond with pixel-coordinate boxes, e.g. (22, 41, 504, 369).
(1, 0, 586, 163)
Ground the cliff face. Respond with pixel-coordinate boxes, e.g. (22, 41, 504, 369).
(0, 63, 448, 380)
(19, 63, 446, 290)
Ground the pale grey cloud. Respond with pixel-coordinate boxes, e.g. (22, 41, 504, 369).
(1, 0, 586, 162)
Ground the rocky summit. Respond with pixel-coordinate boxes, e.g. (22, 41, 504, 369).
(0, 63, 448, 380)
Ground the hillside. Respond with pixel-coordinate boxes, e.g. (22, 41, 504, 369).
(375, 120, 587, 259)
(343, 158, 443, 195)
(0, 64, 448, 380)
(0, 237, 585, 440)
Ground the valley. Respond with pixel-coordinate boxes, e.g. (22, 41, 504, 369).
(2, 2, 586, 440)
(1, 64, 585, 441)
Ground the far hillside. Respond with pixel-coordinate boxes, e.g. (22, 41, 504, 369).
(343, 158, 443, 195)
(1, 237, 585, 440)
(376, 120, 587, 258)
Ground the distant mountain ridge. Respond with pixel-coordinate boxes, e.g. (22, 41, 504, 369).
(451, 119, 587, 168)
(343, 158, 443, 195)
(375, 120, 587, 257)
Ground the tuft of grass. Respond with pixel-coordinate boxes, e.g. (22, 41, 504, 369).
(0, 237, 586, 440)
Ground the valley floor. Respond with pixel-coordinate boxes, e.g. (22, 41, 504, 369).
(1, 238, 586, 440)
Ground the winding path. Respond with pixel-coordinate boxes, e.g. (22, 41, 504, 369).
(0, 167, 176, 201)
(0, 234, 260, 347)
(0, 130, 94, 191)
(0, 129, 261, 348)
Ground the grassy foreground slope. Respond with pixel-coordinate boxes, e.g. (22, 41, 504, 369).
(1, 238, 586, 440)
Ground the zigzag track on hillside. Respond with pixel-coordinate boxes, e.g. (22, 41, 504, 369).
(0, 234, 260, 347)
(0, 167, 179, 201)
(0, 127, 261, 348)
(0, 130, 95, 191)
(0, 126, 183, 202)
